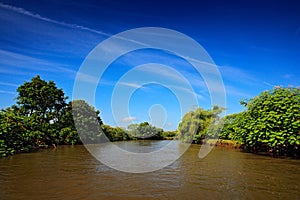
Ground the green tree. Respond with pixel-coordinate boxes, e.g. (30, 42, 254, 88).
(178, 106, 224, 143)
(71, 100, 103, 144)
(17, 75, 67, 122)
(220, 86, 300, 156)
(0, 76, 109, 156)
(242, 87, 300, 155)
(101, 124, 130, 142)
(161, 130, 178, 139)
(0, 107, 41, 156)
(16, 75, 68, 145)
(127, 122, 163, 140)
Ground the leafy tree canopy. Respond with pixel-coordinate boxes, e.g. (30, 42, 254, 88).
(178, 105, 224, 143)
(16, 75, 67, 123)
(127, 122, 163, 140)
(220, 86, 300, 156)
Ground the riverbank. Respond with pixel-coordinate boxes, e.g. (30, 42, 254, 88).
(203, 139, 300, 159)
(204, 139, 242, 149)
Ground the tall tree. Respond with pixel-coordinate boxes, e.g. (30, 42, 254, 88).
(16, 75, 67, 123)
(16, 75, 68, 145)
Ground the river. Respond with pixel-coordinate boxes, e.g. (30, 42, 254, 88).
(0, 140, 299, 199)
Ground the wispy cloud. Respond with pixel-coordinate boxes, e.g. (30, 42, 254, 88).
(75, 72, 99, 84)
(166, 122, 173, 127)
(0, 2, 109, 36)
(224, 85, 253, 98)
(218, 65, 257, 85)
(263, 81, 275, 87)
(0, 81, 18, 87)
(122, 116, 137, 123)
(119, 82, 146, 89)
(0, 90, 17, 95)
(136, 64, 189, 84)
(0, 2, 150, 52)
(169, 85, 206, 100)
(0, 49, 76, 75)
(118, 80, 205, 101)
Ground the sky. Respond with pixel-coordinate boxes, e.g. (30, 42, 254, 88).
(0, 0, 299, 130)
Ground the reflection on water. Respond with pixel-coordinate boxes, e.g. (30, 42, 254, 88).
(0, 141, 299, 199)
(106, 140, 172, 153)
(87, 140, 190, 173)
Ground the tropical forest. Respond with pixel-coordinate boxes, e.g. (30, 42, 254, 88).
(1, 75, 299, 158)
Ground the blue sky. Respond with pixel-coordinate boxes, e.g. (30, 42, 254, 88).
(0, 0, 299, 130)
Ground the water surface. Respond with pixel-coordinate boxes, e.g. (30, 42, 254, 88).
(0, 140, 299, 199)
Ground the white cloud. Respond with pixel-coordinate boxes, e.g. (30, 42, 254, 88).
(224, 85, 253, 98)
(137, 64, 189, 84)
(218, 65, 257, 85)
(0, 2, 109, 36)
(0, 90, 17, 95)
(263, 81, 275, 87)
(122, 116, 137, 123)
(166, 122, 173, 127)
(75, 72, 99, 84)
(118, 82, 147, 89)
(0, 2, 149, 52)
(0, 81, 18, 87)
(0, 49, 76, 76)
(169, 85, 206, 100)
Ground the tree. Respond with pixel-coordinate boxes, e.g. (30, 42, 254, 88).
(15, 76, 68, 145)
(241, 87, 300, 155)
(220, 86, 300, 156)
(0, 107, 41, 156)
(178, 106, 224, 143)
(101, 124, 130, 142)
(0, 76, 107, 157)
(16, 75, 67, 122)
(127, 122, 163, 140)
(161, 130, 178, 139)
(71, 100, 103, 144)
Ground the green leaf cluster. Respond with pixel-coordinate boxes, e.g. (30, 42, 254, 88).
(178, 106, 224, 143)
(127, 122, 164, 140)
(220, 87, 300, 156)
(0, 76, 103, 157)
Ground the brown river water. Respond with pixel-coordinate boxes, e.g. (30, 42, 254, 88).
(0, 140, 299, 200)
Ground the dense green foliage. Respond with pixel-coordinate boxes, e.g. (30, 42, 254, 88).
(161, 130, 178, 139)
(127, 122, 164, 140)
(101, 124, 131, 142)
(0, 107, 37, 156)
(0, 76, 78, 156)
(178, 106, 224, 143)
(0, 76, 175, 157)
(16, 76, 67, 122)
(0, 76, 103, 156)
(178, 87, 299, 157)
(3, 76, 298, 158)
(71, 100, 103, 144)
(219, 87, 300, 157)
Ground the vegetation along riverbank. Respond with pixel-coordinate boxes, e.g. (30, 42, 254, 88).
(0, 75, 299, 158)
